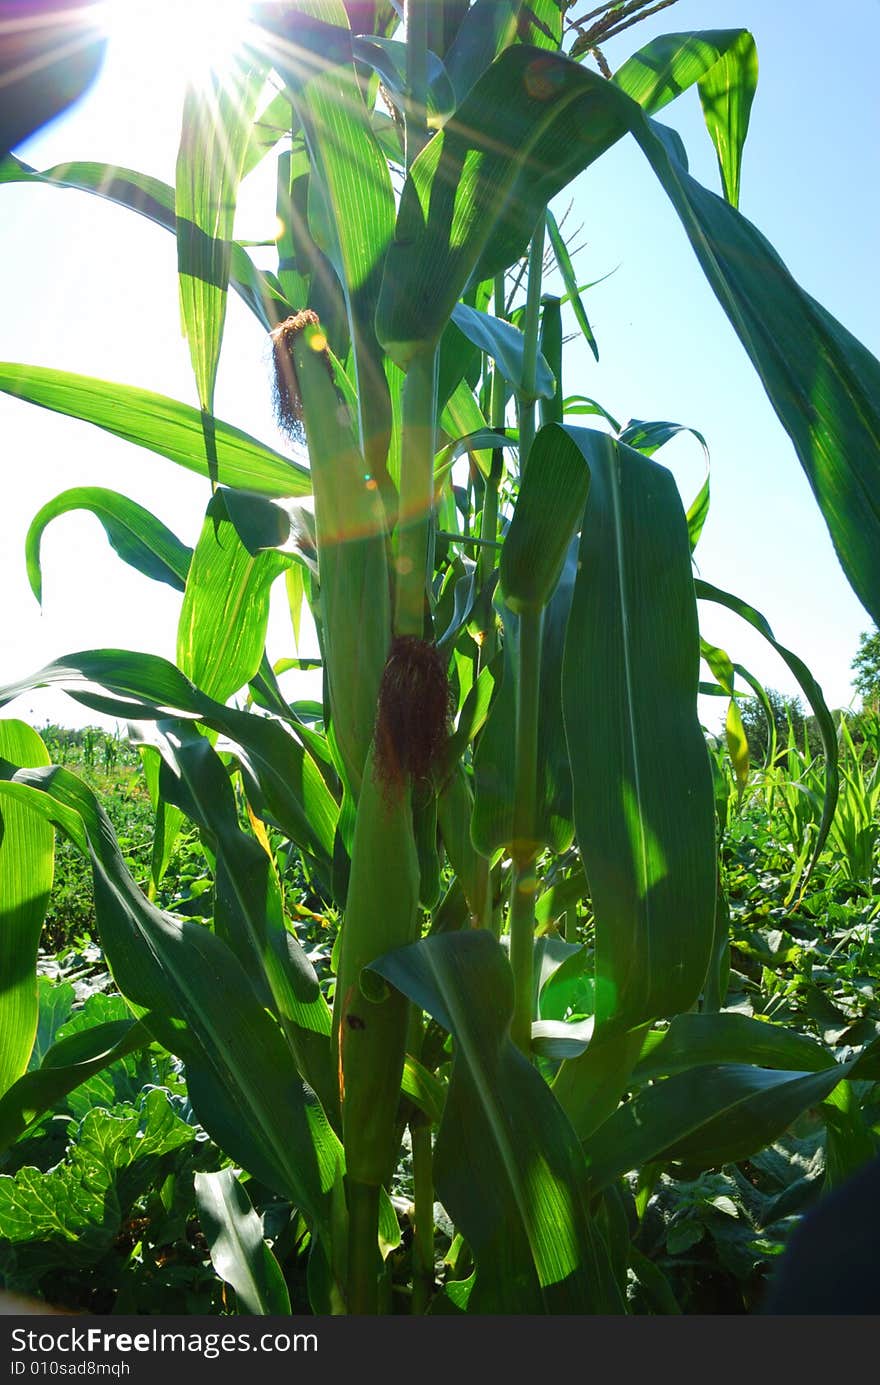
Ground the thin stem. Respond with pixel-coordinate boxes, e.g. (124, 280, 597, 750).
(410, 1120, 435, 1313)
(509, 606, 544, 1054)
(395, 346, 439, 637)
(347, 1179, 380, 1315)
(517, 215, 546, 475)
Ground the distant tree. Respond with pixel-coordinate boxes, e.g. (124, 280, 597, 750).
(852, 627, 880, 708)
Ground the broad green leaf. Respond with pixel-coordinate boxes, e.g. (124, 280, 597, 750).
(550, 1028, 647, 1142)
(633, 1013, 835, 1083)
(696, 579, 838, 882)
(194, 1167, 292, 1315)
(0, 650, 339, 869)
(177, 491, 288, 704)
(451, 302, 555, 404)
(636, 119, 880, 629)
(0, 154, 290, 330)
(561, 427, 716, 1034)
(176, 59, 269, 436)
(612, 29, 752, 121)
(259, 5, 396, 481)
(0, 1090, 193, 1283)
(0, 11, 106, 161)
(618, 418, 711, 551)
(371, 931, 623, 1313)
(26, 487, 192, 606)
(582, 1061, 855, 1192)
(144, 720, 336, 1120)
(0, 364, 310, 498)
(0, 721, 53, 1097)
(0, 767, 342, 1231)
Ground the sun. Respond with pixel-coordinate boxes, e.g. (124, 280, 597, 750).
(98, 0, 257, 84)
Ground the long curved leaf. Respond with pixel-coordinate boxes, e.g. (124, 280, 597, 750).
(0, 651, 339, 868)
(177, 491, 288, 704)
(0, 766, 342, 1230)
(583, 1061, 855, 1192)
(696, 578, 838, 884)
(0, 364, 311, 498)
(0, 154, 290, 330)
(26, 487, 192, 605)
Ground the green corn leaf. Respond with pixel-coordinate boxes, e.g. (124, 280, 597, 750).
(618, 419, 711, 552)
(370, 930, 623, 1313)
(632, 1013, 836, 1083)
(194, 1168, 292, 1315)
(26, 487, 192, 606)
(351, 36, 455, 127)
(0, 651, 339, 869)
(560, 426, 716, 1035)
(0, 722, 53, 1097)
(0, 364, 310, 498)
(144, 721, 336, 1119)
(176, 59, 269, 435)
(0, 154, 290, 330)
(0, 766, 342, 1230)
(583, 1060, 856, 1193)
(443, 0, 560, 108)
(177, 491, 288, 704)
(451, 302, 555, 404)
(0, 1018, 153, 1155)
(697, 29, 758, 207)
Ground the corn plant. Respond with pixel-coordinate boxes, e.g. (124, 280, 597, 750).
(2, 2, 880, 1314)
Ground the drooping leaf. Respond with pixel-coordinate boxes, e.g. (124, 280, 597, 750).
(26, 487, 192, 606)
(451, 302, 555, 404)
(0, 650, 339, 870)
(696, 579, 839, 883)
(0, 154, 290, 329)
(0, 767, 342, 1231)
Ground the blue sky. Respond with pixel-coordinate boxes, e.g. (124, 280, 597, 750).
(0, 0, 878, 733)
